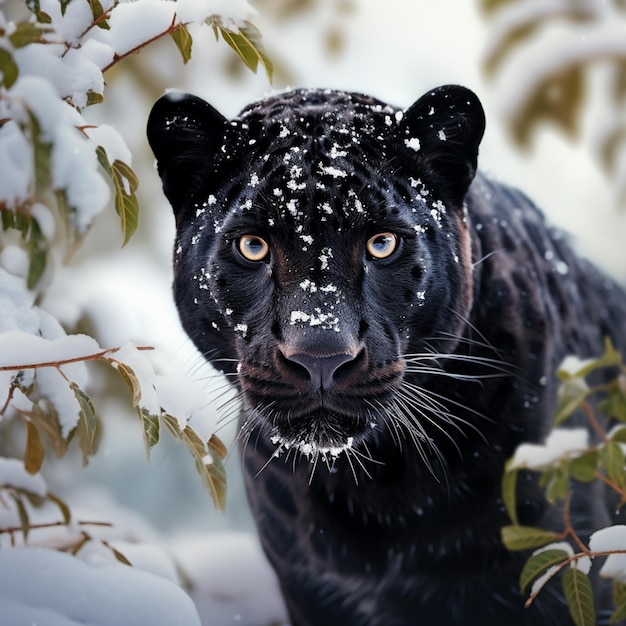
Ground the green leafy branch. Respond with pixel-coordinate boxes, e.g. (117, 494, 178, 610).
(0, 0, 274, 285)
(502, 339, 626, 625)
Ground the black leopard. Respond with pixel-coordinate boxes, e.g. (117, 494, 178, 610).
(147, 85, 626, 626)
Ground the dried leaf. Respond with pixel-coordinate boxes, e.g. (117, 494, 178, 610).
(162, 414, 227, 510)
(47, 492, 71, 525)
(70, 382, 97, 465)
(138, 406, 160, 458)
(24, 420, 45, 474)
(0, 48, 19, 89)
(11, 493, 31, 541)
(511, 66, 585, 148)
(115, 362, 142, 406)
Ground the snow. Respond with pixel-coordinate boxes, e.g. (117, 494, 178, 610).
(0, 548, 202, 626)
(510, 428, 589, 469)
(0, 457, 47, 497)
(0, 121, 33, 206)
(0, 331, 101, 368)
(589, 526, 626, 582)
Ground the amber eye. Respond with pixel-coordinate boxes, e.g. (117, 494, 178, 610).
(238, 235, 269, 262)
(366, 232, 398, 259)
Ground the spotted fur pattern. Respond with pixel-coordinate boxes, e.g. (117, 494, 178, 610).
(148, 86, 626, 625)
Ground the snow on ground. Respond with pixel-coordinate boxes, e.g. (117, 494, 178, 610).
(0, 548, 201, 626)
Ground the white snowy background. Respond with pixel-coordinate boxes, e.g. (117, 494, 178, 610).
(1, 0, 626, 625)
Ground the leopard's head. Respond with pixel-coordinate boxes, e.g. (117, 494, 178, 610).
(147, 86, 485, 461)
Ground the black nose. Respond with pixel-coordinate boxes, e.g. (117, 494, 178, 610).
(286, 353, 357, 391)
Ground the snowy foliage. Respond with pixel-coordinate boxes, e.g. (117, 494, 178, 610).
(481, 0, 626, 203)
(0, 0, 274, 623)
(502, 340, 626, 625)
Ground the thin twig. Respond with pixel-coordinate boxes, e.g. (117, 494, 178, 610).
(0, 345, 153, 373)
(102, 14, 179, 74)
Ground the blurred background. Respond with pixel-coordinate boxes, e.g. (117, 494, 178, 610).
(23, 0, 626, 547)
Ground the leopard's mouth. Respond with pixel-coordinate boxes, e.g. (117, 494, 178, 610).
(242, 403, 378, 460)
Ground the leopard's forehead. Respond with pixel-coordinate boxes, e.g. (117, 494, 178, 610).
(238, 88, 399, 135)
(194, 89, 437, 236)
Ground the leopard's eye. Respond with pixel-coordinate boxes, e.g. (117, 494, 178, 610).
(366, 232, 398, 259)
(238, 235, 270, 262)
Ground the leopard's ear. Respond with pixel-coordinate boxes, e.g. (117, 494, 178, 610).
(147, 92, 227, 215)
(400, 85, 485, 205)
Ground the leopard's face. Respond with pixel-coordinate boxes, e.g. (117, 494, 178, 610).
(148, 87, 485, 460)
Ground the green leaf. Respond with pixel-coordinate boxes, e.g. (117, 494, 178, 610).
(96, 147, 140, 245)
(0, 48, 19, 89)
(601, 385, 626, 423)
(570, 451, 599, 483)
(612, 426, 626, 443)
(519, 548, 570, 593)
(60, 0, 73, 16)
(24, 419, 45, 474)
(559, 340, 623, 380)
(86, 91, 104, 106)
(563, 568, 595, 626)
(502, 467, 519, 525)
(539, 463, 570, 504)
(87, 0, 105, 21)
(170, 23, 193, 64)
(501, 525, 559, 551)
(600, 441, 626, 490)
(86, 0, 111, 30)
(9, 23, 52, 48)
(70, 382, 97, 465)
(25, 0, 52, 23)
(138, 406, 160, 457)
(555, 377, 590, 425)
(612, 581, 626, 623)
(30, 113, 52, 194)
(218, 20, 274, 82)
(27, 218, 47, 289)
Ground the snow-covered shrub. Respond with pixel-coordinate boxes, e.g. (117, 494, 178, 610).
(0, 1, 272, 618)
(481, 0, 626, 203)
(502, 340, 626, 625)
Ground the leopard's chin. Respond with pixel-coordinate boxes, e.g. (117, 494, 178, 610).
(269, 432, 359, 460)
(256, 408, 376, 460)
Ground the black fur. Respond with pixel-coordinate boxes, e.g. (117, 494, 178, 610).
(148, 86, 626, 625)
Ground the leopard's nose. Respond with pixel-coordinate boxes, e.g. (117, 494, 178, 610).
(286, 353, 357, 391)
